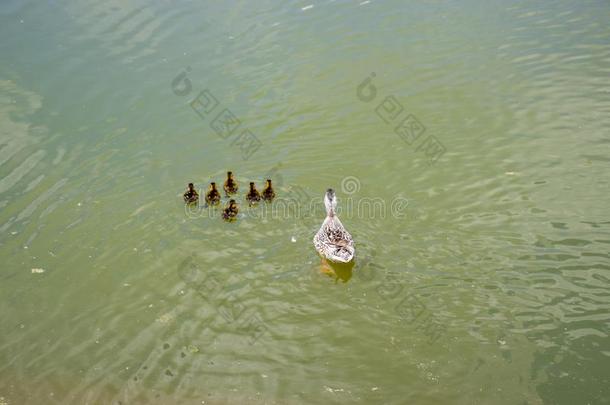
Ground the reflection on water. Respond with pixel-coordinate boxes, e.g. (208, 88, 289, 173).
(319, 258, 354, 283)
(1, 0, 610, 403)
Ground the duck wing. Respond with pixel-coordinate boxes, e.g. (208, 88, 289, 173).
(313, 216, 355, 263)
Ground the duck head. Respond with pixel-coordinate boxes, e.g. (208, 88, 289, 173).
(324, 188, 337, 216)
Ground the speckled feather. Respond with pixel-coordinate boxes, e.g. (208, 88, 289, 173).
(313, 210, 355, 263)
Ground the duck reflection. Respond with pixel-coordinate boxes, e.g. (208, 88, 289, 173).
(319, 257, 354, 283)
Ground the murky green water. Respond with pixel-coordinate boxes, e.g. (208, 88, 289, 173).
(1, 0, 610, 404)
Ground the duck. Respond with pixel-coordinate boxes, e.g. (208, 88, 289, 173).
(222, 199, 239, 221)
(223, 171, 238, 195)
(261, 179, 275, 202)
(183, 183, 199, 204)
(246, 182, 261, 205)
(205, 182, 221, 206)
(313, 188, 355, 263)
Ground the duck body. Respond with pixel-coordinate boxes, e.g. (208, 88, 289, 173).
(261, 179, 275, 202)
(313, 189, 355, 263)
(222, 199, 239, 221)
(205, 182, 221, 206)
(246, 182, 261, 204)
(224, 171, 238, 195)
(183, 183, 199, 204)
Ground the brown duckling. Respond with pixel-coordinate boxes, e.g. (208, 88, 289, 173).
(183, 183, 199, 204)
(246, 182, 261, 205)
(205, 182, 221, 206)
(222, 199, 239, 221)
(261, 179, 275, 202)
(223, 171, 238, 195)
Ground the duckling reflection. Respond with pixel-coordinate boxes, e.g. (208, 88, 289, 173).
(183, 183, 199, 205)
(319, 257, 354, 283)
(224, 171, 238, 196)
(205, 182, 221, 206)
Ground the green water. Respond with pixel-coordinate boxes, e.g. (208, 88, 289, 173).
(1, 0, 610, 404)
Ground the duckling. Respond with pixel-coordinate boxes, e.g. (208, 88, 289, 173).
(183, 183, 199, 204)
(223, 171, 238, 195)
(261, 179, 275, 202)
(246, 182, 261, 205)
(222, 199, 239, 221)
(205, 182, 221, 206)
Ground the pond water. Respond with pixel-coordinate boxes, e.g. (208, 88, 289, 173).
(1, 0, 609, 404)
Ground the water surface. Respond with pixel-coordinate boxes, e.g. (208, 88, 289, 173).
(1, 0, 609, 404)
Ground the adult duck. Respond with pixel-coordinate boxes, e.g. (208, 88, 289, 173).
(313, 188, 355, 263)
